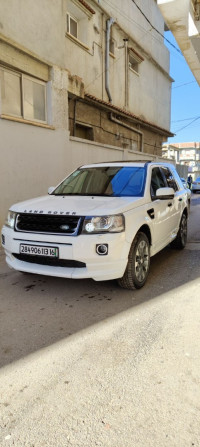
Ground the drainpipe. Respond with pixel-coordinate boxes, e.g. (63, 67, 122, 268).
(73, 99, 77, 136)
(124, 38, 129, 108)
(105, 17, 115, 103)
(110, 113, 144, 153)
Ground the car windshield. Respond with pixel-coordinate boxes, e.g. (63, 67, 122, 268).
(53, 166, 146, 197)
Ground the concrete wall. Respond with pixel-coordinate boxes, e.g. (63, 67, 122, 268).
(0, 121, 166, 228)
(0, 0, 66, 68)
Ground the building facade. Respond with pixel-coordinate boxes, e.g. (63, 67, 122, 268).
(162, 142, 200, 179)
(0, 0, 173, 226)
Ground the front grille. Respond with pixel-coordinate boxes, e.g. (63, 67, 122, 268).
(15, 213, 82, 235)
(13, 253, 86, 268)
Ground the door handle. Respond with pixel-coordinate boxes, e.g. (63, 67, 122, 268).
(168, 202, 172, 207)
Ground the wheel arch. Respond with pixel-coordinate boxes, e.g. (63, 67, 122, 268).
(183, 206, 189, 219)
(136, 224, 152, 246)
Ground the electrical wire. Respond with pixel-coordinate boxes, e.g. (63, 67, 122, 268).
(103, 0, 180, 56)
(172, 116, 200, 133)
(172, 116, 200, 123)
(172, 81, 196, 89)
(131, 0, 182, 55)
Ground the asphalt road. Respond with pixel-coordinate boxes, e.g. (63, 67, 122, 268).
(0, 193, 200, 447)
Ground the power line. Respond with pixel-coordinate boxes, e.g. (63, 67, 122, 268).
(173, 116, 200, 133)
(172, 81, 196, 89)
(131, 0, 182, 55)
(171, 116, 200, 123)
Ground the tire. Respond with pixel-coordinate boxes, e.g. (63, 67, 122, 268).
(118, 232, 150, 290)
(170, 213, 187, 249)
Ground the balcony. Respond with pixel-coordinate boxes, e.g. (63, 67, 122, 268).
(157, 0, 200, 85)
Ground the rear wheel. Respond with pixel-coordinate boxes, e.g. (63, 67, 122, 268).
(118, 232, 150, 290)
(171, 213, 187, 249)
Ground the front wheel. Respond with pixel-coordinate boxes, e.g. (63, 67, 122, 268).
(118, 232, 150, 290)
(171, 213, 187, 249)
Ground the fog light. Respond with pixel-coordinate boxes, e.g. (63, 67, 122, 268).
(1, 234, 5, 245)
(96, 244, 108, 256)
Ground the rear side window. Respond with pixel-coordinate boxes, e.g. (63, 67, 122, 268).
(161, 167, 178, 192)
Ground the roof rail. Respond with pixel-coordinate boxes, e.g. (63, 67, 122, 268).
(82, 160, 153, 164)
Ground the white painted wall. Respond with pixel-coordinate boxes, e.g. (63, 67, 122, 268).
(0, 120, 166, 227)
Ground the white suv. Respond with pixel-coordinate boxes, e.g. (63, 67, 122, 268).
(1, 161, 189, 289)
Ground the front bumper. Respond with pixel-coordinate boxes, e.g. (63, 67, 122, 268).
(1, 226, 130, 281)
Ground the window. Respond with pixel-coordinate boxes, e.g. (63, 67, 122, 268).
(109, 38, 115, 55)
(161, 167, 178, 192)
(0, 66, 47, 123)
(74, 123, 94, 141)
(129, 48, 144, 74)
(53, 166, 146, 197)
(67, 13, 78, 38)
(129, 53, 139, 73)
(151, 167, 165, 198)
(66, 0, 95, 48)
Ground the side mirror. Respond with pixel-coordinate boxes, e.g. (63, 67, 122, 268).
(156, 187, 175, 200)
(48, 186, 55, 195)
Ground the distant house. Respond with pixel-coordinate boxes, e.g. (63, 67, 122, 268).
(162, 142, 200, 179)
(0, 0, 173, 226)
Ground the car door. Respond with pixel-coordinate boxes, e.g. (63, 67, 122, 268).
(160, 166, 183, 236)
(149, 166, 177, 252)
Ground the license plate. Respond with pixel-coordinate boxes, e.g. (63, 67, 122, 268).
(20, 244, 59, 257)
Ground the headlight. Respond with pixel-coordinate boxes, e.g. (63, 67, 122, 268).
(5, 211, 16, 229)
(82, 214, 125, 234)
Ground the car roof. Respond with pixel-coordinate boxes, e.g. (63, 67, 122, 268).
(80, 160, 175, 169)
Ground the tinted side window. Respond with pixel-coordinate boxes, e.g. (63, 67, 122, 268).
(161, 167, 178, 192)
(151, 167, 166, 198)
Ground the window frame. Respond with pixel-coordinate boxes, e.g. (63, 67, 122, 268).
(128, 48, 144, 75)
(129, 53, 139, 73)
(150, 167, 166, 199)
(74, 122, 94, 141)
(66, 13, 78, 39)
(22, 74, 47, 124)
(0, 65, 47, 124)
(0, 67, 22, 118)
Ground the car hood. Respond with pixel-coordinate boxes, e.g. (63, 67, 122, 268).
(10, 194, 146, 216)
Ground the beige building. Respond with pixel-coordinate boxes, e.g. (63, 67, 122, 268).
(0, 0, 173, 227)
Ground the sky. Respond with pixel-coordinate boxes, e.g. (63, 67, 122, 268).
(164, 31, 200, 144)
